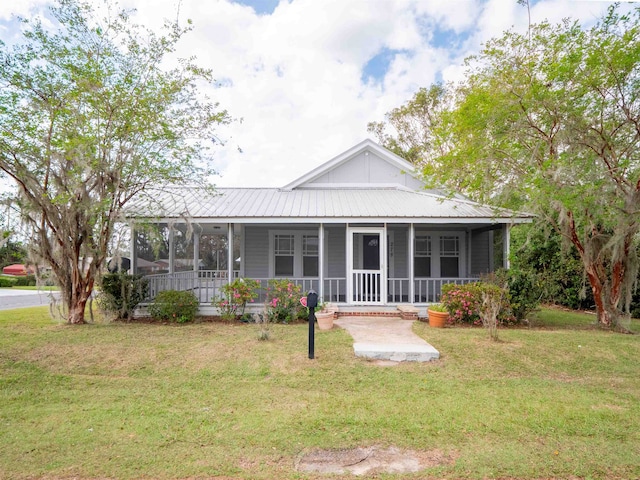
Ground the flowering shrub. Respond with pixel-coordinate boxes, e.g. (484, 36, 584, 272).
(441, 281, 516, 326)
(265, 279, 306, 323)
(441, 283, 483, 325)
(213, 278, 260, 321)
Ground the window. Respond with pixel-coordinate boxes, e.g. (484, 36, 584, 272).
(414, 236, 431, 277)
(274, 234, 294, 276)
(271, 232, 319, 277)
(303, 235, 319, 276)
(440, 236, 459, 277)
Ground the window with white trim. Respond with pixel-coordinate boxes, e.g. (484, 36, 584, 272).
(414, 236, 431, 277)
(274, 234, 294, 276)
(440, 236, 460, 277)
(271, 231, 320, 277)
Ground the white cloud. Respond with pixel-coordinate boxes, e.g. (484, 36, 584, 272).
(0, 0, 45, 20)
(0, 0, 628, 188)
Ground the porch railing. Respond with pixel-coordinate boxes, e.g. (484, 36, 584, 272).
(143, 272, 348, 305)
(145, 270, 239, 303)
(413, 277, 478, 303)
(144, 272, 479, 305)
(387, 278, 410, 303)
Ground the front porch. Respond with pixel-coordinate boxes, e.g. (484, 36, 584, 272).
(133, 221, 509, 311)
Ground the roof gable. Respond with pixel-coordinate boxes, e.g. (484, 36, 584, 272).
(283, 139, 424, 190)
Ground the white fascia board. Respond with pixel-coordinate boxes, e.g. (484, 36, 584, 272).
(146, 216, 533, 225)
(294, 182, 413, 191)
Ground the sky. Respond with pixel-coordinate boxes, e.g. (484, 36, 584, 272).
(0, 0, 631, 188)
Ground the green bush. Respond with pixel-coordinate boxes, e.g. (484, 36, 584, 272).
(0, 276, 18, 287)
(97, 273, 148, 320)
(632, 289, 640, 319)
(494, 268, 541, 322)
(510, 225, 595, 310)
(13, 275, 36, 287)
(148, 290, 199, 323)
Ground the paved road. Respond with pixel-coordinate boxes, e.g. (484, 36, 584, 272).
(0, 288, 60, 310)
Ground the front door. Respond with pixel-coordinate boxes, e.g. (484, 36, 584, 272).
(348, 228, 386, 304)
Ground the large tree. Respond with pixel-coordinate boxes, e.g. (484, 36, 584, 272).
(370, 6, 640, 329)
(0, 0, 229, 323)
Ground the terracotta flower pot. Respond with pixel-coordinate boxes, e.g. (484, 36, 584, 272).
(427, 309, 448, 328)
(315, 311, 334, 330)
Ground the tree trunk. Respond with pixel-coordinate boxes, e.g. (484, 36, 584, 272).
(585, 266, 610, 326)
(66, 272, 93, 325)
(585, 262, 628, 330)
(68, 296, 88, 324)
(566, 212, 628, 330)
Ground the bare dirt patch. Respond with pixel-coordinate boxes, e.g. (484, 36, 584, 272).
(370, 359, 401, 366)
(296, 445, 456, 476)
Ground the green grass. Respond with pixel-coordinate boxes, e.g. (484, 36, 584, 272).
(0, 307, 639, 479)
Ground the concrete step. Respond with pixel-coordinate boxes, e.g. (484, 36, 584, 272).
(333, 305, 421, 320)
(353, 342, 440, 362)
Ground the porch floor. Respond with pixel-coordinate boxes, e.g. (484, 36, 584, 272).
(334, 316, 440, 362)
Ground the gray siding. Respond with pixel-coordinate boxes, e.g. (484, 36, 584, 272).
(326, 226, 346, 277)
(308, 151, 424, 189)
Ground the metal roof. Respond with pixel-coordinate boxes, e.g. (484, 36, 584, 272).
(128, 186, 533, 224)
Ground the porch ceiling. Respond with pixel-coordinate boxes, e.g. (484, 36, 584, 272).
(127, 187, 534, 224)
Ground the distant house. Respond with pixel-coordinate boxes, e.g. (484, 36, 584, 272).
(2, 264, 35, 276)
(128, 140, 532, 313)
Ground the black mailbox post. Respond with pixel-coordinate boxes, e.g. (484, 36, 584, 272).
(307, 290, 318, 359)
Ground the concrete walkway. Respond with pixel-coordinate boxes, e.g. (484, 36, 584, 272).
(334, 316, 440, 362)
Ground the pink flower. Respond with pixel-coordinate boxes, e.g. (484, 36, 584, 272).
(300, 296, 308, 307)
(271, 298, 278, 307)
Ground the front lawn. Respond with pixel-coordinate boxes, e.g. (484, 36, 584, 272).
(0, 307, 638, 479)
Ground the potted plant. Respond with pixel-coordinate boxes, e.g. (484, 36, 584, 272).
(427, 303, 449, 328)
(301, 296, 336, 330)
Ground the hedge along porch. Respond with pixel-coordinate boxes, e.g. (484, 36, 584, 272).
(127, 140, 533, 314)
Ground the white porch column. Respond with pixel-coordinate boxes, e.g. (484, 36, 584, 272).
(503, 224, 511, 269)
(168, 227, 175, 274)
(319, 223, 325, 301)
(345, 223, 350, 304)
(129, 223, 137, 275)
(409, 223, 415, 304)
(227, 223, 234, 282)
